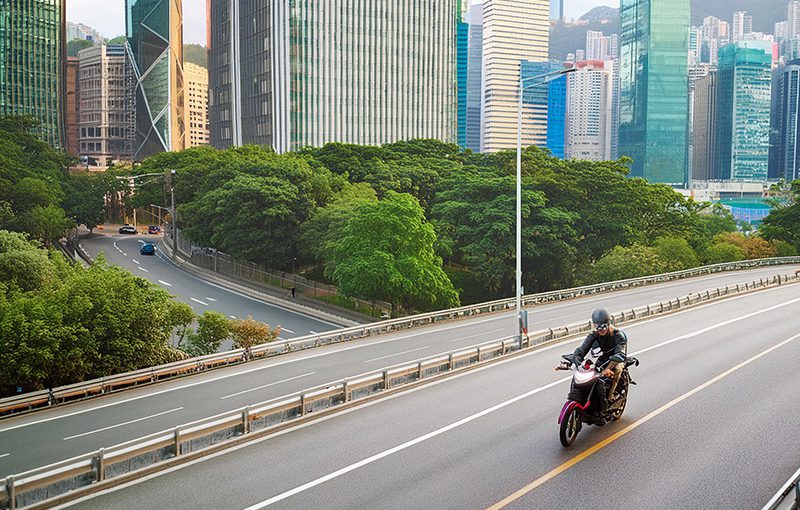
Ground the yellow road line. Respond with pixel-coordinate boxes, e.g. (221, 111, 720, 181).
(487, 331, 800, 510)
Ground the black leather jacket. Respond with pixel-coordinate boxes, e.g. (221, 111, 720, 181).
(573, 329, 628, 367)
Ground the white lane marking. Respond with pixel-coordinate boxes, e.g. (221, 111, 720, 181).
(154, 250, 343, 328)
(132, 259, 141, 265)
(122, 253, 127, 257)
(158, 280, 173, 287)
(0, 453, 9, 459)
(447, 328, 506, 343)
(309, 331, 318, 335)
(220, 373, 317, 400)
(191, 298, 209, 306)
(244, 329, 800, 510)
(113, 242, 119, 250)
(3, 285, 793, 434)
(281, 328, 295, 334)
(363, 346, 431, 363)
(62, 407, 184, 441)
(205, 297, 217, 302)
(138, 267, 149, 273)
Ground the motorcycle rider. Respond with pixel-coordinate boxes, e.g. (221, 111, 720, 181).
(568, 308, 627, 422)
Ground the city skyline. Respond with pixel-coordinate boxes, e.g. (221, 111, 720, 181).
(67, 0, 205, 44)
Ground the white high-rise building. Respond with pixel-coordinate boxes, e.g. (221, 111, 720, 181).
(565, 61, 613, 161)
(688, 26, 702, 65)
(775, 21, 788, 42)
(586, 30, 607, 60)
(789, 1, 800, 40)
(732, 11, 752, 43)
(480, 0, 549, 152)
(210, 0, 457, 152)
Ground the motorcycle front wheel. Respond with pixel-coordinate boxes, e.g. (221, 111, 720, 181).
(559, 408, 581, 447)
(611, 373, 630, 421)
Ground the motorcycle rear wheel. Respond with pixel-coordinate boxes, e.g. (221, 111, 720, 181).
(559, 408, 581, 447)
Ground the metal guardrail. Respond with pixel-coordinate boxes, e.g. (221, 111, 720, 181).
(3, 273, 797, 509)
(764, 466, 800, 510)
(1, 257, 799, 418)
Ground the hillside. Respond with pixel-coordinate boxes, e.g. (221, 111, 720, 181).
(549, 17, 620, 60)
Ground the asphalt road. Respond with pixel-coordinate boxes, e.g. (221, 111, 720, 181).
(80, 233, 345, 343)
(67, 282, 800, 510)
(1, 265, 798, 480)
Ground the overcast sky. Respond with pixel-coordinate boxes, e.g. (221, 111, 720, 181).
(67, 1, 618, 46)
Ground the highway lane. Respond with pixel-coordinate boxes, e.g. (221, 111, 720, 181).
(80, 233, 346, 342)
(68, 283, 800, 510)
(1, 266, 798, 477)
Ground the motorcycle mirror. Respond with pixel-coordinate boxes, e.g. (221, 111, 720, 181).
(591, 347, 602, 357)
(609, 354, 625, 363)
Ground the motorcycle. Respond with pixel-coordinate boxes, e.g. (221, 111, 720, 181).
(556, 351, 640, 447)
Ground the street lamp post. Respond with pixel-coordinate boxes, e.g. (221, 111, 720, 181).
(515, 67, 575, 348)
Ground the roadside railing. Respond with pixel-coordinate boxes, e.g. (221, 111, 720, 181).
(174, 229, 391, 317)
(1, 257, 799, 418)
(3, 273, 798, 510)
(764, 466, 800, 510)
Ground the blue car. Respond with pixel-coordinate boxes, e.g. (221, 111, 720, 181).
(140, 243, 156, 256)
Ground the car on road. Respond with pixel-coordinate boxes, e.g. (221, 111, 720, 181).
(140, 243, 156, 256)
(148, 225, 161, 235)
(119, 225, 137, 235)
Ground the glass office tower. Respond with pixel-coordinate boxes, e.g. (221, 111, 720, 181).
(126, 0, 185, 160)
(520, 60, 566, 158)
(619, 0, 689, 186)
(0, 0, 66, 148)
(210, 0, 456, 153)
(715, 41, 772, 181)
(457, 18, 469, 148)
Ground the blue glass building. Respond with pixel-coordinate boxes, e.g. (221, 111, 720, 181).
(465, 2, 483, 152)
(457, 19, 469, 148)
(520, 60, 567, 158)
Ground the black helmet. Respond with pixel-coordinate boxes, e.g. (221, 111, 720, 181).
(591, 308, 611, 326)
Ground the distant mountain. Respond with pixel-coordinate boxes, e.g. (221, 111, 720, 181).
(183, 44, 208, 68)
(549, 17, 620, 61)
(580, 6, 619, 22)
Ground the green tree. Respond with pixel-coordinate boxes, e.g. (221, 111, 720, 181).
(62, 173, 120, 231)
(760, 183, 800, 249)
(330, 191, 459, 313)
(229, 316, 280, 357)
(183, 43, 208, 68)
(702, 242, 747, 264)
(15, 205, 73, 245)
(771, 239, 798, 257)
(107, 36, 127, 45)
(185, 311, 231, 357)
(67, 38, 93, 57)
(653, 237, 700, 272)
(588, 244, 669, 283)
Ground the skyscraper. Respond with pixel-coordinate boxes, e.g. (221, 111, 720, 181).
(465, 2, 484, 152)
(209, 0, 456, 153)
(565, 61, 614, 161)
(789, 1, 800, 40)
(769, 59, 800, 181)
(125, 0, 185, 160)
(732, 11, 752, 43)
(692, 70, 717, 181)
(0, 0, 66, 148)
(457, 18, 469, 148)
(64, 56, 79, 156)
(715, 41, 772, 181)
(520, 60, 566, 158)
(619, 0, 690, 186)
(481, 0, 550, 152)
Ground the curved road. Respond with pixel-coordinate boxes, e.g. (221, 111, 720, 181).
(80, 233, 346, 341)
(0, 265, 798, 480)
(68, 282, 800, 509)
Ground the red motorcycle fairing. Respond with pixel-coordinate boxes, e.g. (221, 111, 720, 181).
(557, 399, 592, 424)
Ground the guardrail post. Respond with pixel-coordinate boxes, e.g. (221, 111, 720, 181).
(174, 426, 181, 456)
(5, 475, 14, 510)
(300, 393, 307, 416)
(95, 448, 106, 481)
(417, 361, 423, 380)
(343, 379, 349, 402)
(448, 352, 454, 370)
(476, 346, 482, 362)
(242, 405, 250, 434)
(383, 370, 390, 390)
